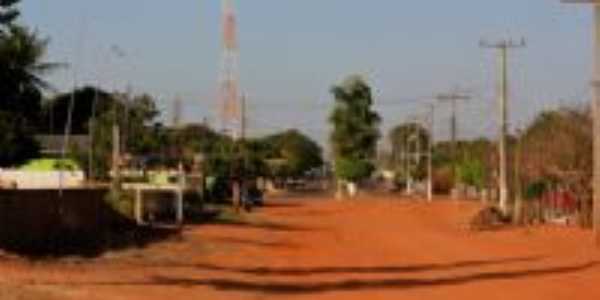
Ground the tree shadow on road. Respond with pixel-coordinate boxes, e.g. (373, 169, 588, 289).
(145, 261, 598, 294)
(185, 207, 314, 233)
(32, 257, 600, 295)
(192, 256, 545, 276)
(210, 237, 300, 249)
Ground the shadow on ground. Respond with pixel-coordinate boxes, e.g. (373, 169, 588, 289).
(34, 259, 599, 295)
(185, 206, 314, 233)
(0, 189, 182, 259)
(192, 256, 545, 276)
(151, 261, 599, 294)
(210, 237, 299, 249)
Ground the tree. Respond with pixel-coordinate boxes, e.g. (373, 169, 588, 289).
(0, 0, 19, 30)
(0, 27, 59, 124)
(0, 111, 39, 167)
(86, 92, 160, 178)
(388, 122, 429, 182)
(123, 93, 160, 154)
(0, 2, 59, 167)
(329, 75, 381, 197)
(41, 86, 115, 135)
(520, 106, 593, 226)
(261, 129, 323, 180)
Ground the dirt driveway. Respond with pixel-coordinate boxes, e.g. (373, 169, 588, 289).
(1, 194, 599, 300)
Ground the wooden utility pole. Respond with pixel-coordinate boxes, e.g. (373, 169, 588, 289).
(481, 38, 526, 216)
(562, 0, 600, 247)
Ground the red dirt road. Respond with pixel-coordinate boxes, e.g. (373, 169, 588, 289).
(1, 194, 600, 300)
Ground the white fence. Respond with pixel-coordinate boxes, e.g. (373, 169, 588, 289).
(0, 170, 85, 189)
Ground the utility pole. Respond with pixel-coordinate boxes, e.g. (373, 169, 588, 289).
(402, 135, 409, 194)
(427, 103, 435, 202)
(481, 37, 526, 216)
(561, 0, 600, 245)
(88, 88, 99, 182)
(172, 96, 183, 129)
(122, 85, 132, 157)
(405, 116, 419, 195)
(436, 91, 470, 189)
(241, 94, 247, 140)
(112, 121, 121, 194)
(513, 128, 524, 225)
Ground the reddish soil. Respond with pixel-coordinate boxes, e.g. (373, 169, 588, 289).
(1, 194, 599, 300)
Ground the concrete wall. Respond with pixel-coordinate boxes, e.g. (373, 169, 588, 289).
(0, 171, 85, 189)
(0, 189, 135, 256)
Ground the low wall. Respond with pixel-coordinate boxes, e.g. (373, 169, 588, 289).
(0, 188, 137, 256)
(0, 171, 85, 189)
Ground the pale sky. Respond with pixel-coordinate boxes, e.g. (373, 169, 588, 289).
(19, 0, 597, 146)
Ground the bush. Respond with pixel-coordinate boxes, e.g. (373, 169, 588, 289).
(105, 189, 135, 220)
(525, 181, 548, 200)
(334, 158, 374, 182)
(457, 159, 485, 189)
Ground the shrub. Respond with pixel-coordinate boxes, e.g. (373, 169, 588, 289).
(334, 158, 374, 182)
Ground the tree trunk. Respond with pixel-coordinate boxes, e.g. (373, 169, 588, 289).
(336, 179, 345, 200)
(232, 180, 241, 213)
(347, 181, 358, 198)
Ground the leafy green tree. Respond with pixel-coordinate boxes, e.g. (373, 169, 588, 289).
(169, 123, 226, 164)
(521, 106, 592, 226)
(87, 92, 160, 178)
(0, 111, 39, 167)
(456, 159, 486, 189)
(123, 93, 160, 154)
(41, 86, 115, 134)
(0, 27, 59, 123)
(329, 75, 381, 196)
(261, 129, 323, 179)
(0, 0, 19, 29)
(0, 3, 59, 166)
(388, 122, 429, 181)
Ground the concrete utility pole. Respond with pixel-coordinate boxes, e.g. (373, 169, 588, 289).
(561, 0, 600, 245)
(88, 88, 99, 182)
(112, 122, 121, 192)
(427, 103, 435, 202)
(405, 116, 421, 195)
(481, 37, 526, 216)
(436, 91, 470, 190)
(241, 94, 247, 140)
(172, 96, 183, 129)
(513, 128, 524, 225)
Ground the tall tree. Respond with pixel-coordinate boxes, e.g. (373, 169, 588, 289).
(262, 129, 324, 180)
(329, 75, 381, 197)
(389, 122, 430, 181)
(0, 26, 59, 125)
(0, 111, 39, 167)
(521, 106, 593, 226)
(85, 92, 160, 178)
(41, 86, 115, 135)
(0, 0, 19, 29)
(0, 1, 59, 166)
